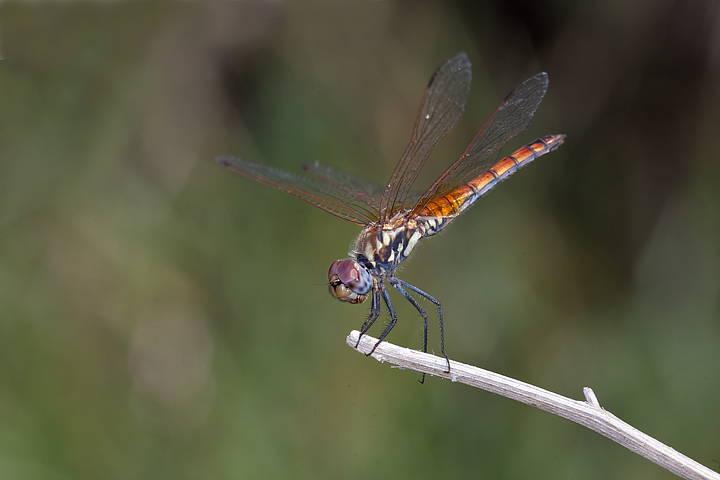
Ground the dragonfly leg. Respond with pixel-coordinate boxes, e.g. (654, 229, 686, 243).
(367, 286, 398, 356)
(389, 278, 430, 383)
(388, 278, 429, 356)
(356, 287, 381, 348)
(395, 279, 449, 374)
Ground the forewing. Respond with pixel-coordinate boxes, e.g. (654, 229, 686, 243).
(303, 161, 426, 211)
(380, 53, 472, 220)
(302, 160, 384, 212)
(411, 73, 549, 215)
(217, 156, 379, 225)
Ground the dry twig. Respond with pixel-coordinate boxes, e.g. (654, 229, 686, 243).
(347, 330, 720, 480)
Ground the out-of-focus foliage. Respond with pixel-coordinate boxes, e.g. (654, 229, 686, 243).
(0, 1, 718, 479)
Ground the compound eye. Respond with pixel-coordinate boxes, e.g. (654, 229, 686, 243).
(328, 260, 372, 294)
(328, 259, 372, 304)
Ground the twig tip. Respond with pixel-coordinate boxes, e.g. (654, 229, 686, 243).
(583, 387, 601, 408)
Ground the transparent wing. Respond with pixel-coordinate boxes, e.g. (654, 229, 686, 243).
(301, 161, 429, 217)
(410, 72, 549, 216)
(217, 156, 379, 225)
(379, 53, 472, 220)
(301, 160, 384, 212)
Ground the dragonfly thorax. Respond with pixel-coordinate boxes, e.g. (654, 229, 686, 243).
(353, 217, 427, 268)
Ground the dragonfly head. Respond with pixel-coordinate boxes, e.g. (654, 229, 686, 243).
(328, 259, 372, 304)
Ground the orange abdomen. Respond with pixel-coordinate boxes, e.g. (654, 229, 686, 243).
(419, 134, 565, 221)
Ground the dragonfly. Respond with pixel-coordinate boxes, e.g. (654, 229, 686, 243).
(217, 53, 564, 373)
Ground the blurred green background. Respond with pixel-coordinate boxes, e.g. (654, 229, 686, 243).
(1, 1, 719, 479)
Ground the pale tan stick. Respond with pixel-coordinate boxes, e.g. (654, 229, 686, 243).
(347, 331, 720, 480)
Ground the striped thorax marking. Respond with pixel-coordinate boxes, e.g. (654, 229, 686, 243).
(356, 217, 427, 269)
